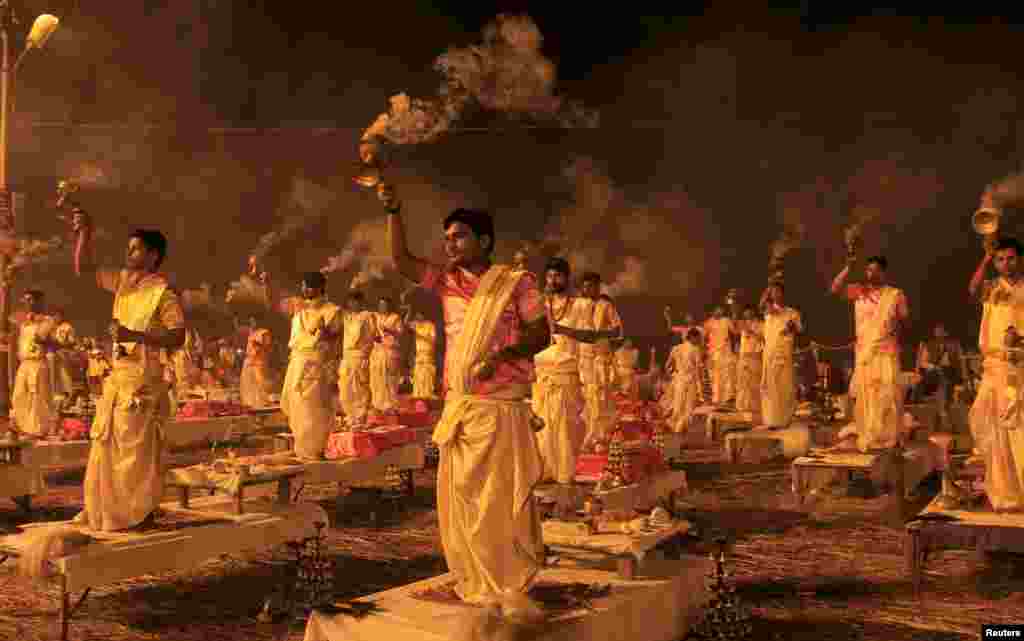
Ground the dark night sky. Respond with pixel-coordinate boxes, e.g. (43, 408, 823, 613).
(9, 1, 1024, 366)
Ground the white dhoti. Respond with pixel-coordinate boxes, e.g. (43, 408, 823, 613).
(435, 394, 544, 604)
(848, 350, 905, 451)
(338, 349, 371, 421)
(969, 356, 1024, 510)
(533, 369, 585, 484)
(413, 357, 437, 398)
(970, 356, 1016, 461)
(369, 344, 401, 412)
(710, 350, 736, 404)
(736, 353, 762, 412)
(12, 359, 54, 437)
(761, 352, 796, 427)
(240, 357, 276, 408)
(76, 365, 167, 531)
(281, 350, 337, 459)
(669, 373, 700, 433)
(47, 351, 75, 399)
(580, 350, 617, 446)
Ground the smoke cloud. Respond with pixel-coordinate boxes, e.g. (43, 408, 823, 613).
(251, 176, 338, 260)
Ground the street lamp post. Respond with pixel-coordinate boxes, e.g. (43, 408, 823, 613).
(0, 2, 58, 416)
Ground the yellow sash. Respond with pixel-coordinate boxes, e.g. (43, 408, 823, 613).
(113, 274, 167, 356)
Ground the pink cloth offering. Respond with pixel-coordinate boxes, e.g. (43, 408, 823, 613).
(61, 418, 89, 441)
(574, 444, 666, 483)
(325, 425, 416, 459)
(177, 400, 246, 419)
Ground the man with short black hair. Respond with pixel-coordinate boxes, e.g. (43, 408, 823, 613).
(274, 271, 343, 459)
(11, 290, 57, 437)
(70, 222, 186, 531)
(337, 290, 374, 424)
(370, 296, 404, 413)
(383, 185, 549, 619)
(760, 284, 802, 427)
(830, 254, 909, 451)
(534, 256, 586, 484)
(968, 237, 1024, 510)
(571, 272, 622, 449)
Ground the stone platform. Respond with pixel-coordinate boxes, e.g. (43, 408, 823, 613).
(303, 556, 711, 641)
(691, 406, 758, 442)
(907, 496, 1024, 594)
(724, 423, 813, 463)
(791, 443, 940, 502)
(535, 470, 689, 516)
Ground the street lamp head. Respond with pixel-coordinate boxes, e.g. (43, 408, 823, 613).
(26, 14, 59, 50)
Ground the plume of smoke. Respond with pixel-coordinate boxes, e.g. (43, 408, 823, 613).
(361, 14, 597, 151)
(252, 176, 336, 260)
(321, 219, 394, 290)
(843, 159, 943, 238)
(768, 190, 814, 281)
(605, 256, 647, 296)
(542, 156, 709, 300)
(983, 171, 1024, 208)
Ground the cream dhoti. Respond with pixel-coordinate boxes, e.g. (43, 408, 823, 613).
(579, 346, 617, 445)
(77, 361, 168, 531)
(844, 347, 904, 450)
(533, 365, 585, 484)
(668, 342, 702, 433)
(435, 390, 544, 603)
(972, 355, 1024, 510)
(281, 349, 337, 459)
(338, 349, 371, 421)
(736, 352, 762, 412)
(77, 268, 183, 531)
(709, 348, 736, 405)
(12, 358, 54, 437)
(413, 359, 437, 398)
(369, 344, 401, 412)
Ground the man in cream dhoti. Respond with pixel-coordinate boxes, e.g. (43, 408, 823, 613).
(704, 306, 737, 406)
(47, 307, 77, 406)
(534, 257, 586, 485)
(410, 311, 438, 399)
(275, 272, 343, 460)
(337, 291, 374, 425)
(369, 296, 404, 414)
(72, 225, 186, 531)
(240, 327, 277, 408)
(615, 338, 641, 399)
(831, 256, 909, 451)
(666, 329, 703, 432)
(967, 238, 1024, 510)
(573, 274, 623, 450)
(736, 306, 764, 413)
(11, 290, 58, 437)
(760, 285, 802, 428)
(384, 185, 550, 618)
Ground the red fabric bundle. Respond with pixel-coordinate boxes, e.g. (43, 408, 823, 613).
(61, 418, 89, 441)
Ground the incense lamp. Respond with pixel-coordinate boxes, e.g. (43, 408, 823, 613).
(353, 138, 387, 189)
(843, 225, 862, 263)
(55, 178, 78, 210)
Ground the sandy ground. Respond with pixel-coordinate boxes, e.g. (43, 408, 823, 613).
(1, 444, 1023, 641)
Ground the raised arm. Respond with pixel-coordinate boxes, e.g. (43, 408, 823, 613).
(968, 251, 992, 300)
(380, 184, 433, 285)
(71, 210, 100, 285)
(830, 264, 851, 296)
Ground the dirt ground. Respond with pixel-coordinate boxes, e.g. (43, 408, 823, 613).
(1, 445, 1023, 641)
